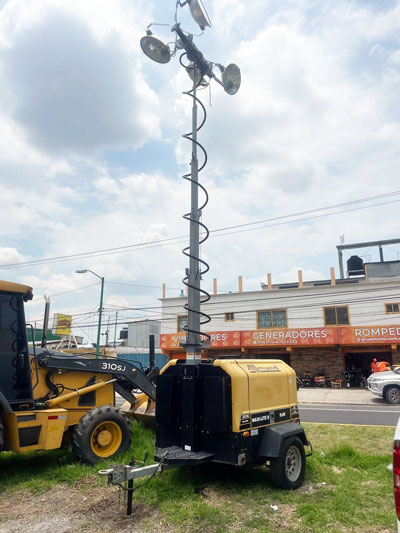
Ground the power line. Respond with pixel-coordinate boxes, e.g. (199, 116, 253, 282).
(37, 289, 400, 329)
(107, 281, 183, 290)
(40, 303, 400, 331)
(2, 191, 400, 270)
(30, 273, 400, 310)
(26, 282, 400, 327)
(28, 282, 400, 324)
(209, 198, 400, 240)
(33, 282, 100, 302)
(98, 282, 400, 312)
(210, 190, 400, 234)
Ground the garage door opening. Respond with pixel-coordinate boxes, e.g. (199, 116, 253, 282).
(345, 351, 392, 386)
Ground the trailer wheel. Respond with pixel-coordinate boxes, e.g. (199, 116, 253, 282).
(72, 406, 131, 464)
(270, 436, 305, 490)
(385, 386, 400, 405)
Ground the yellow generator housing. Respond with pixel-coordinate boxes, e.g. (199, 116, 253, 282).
(155, 359, 310, 489)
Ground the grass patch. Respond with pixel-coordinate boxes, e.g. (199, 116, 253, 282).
(0, 422, 396, 532)
(0, 420, 156, 493)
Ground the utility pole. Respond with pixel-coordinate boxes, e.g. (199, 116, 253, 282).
(102, 316, 110, 347)
(114, 310, 119, 347)
(75, 269, 104, 358)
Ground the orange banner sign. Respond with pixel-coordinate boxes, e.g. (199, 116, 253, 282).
(160, 331, 241, 351)
(339, 326, 400, 345)
(161, 326, 400, 352)
(241, 327, 339, 347)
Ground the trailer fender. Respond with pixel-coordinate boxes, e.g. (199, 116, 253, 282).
(258, 422, 308, 459)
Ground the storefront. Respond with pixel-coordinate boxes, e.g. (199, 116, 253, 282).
(343, 350, 392, 386)
(160, 325, 400, 386)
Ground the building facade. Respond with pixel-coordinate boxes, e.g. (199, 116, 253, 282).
(120, 320, 161, 349)
(116, 319, 167, 370)
(160, 263, 400, 384)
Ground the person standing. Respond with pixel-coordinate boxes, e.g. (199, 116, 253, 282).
(377, 360, 391, 372)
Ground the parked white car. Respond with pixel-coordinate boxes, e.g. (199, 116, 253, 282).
(367, 368, 400, 404)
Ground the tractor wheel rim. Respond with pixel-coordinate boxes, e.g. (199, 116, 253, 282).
(90, 421, 122, 457)
(285, 446, 301, 482)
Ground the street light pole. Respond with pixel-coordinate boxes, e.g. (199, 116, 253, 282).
(75, 269, 104, 358)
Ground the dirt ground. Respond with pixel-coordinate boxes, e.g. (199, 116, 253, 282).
(0, 478, 169, 533)
(0, 477, 393, 533)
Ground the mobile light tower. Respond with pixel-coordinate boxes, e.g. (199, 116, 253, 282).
(140, 0, 241, 364)
(100, 6, 309, 504)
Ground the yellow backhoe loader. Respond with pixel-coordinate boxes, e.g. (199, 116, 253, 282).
(0, 280, 157, 464)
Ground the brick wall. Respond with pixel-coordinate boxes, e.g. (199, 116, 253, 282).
(291, 348, 345, 380)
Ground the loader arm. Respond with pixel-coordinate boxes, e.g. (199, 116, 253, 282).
(36, 351, 157, 402)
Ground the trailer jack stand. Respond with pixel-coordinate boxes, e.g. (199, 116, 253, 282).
(99, 460, 163, 516)
(126, 461, 134, 516)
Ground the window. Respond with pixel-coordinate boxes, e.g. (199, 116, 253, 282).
(177, 315, 187, 332)
(0, 293, 24, 354)
(324, 306, 350, 325)
(386, 303, 400, 314)
(0, 292, 31, 403)
(257, 310, 287, 329)
(225, 312, 235, 322)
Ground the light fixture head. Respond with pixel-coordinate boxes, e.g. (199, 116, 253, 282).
(222, 63, 241, 95)
(188, 0, 211, 30)
(185, 61, 204, 84)
(140, 35, 171, 64)
(75, 269, 88, 274)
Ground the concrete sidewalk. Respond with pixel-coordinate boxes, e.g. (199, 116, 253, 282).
(297, 387, 387, 405)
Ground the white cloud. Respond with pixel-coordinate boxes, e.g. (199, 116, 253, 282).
(268, 266, 325, 285)
(0, 0, 160, 155)
(0, 246, 25, 265)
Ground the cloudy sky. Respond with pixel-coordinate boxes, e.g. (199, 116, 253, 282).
(0, 0, 399, 343)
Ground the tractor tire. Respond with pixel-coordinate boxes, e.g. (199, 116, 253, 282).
(385, 386, 400, 405)
(72, 405, 131, 465)
(270, 436, 305, 490)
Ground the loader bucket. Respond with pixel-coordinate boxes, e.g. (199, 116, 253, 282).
(121, 393, 156, 428)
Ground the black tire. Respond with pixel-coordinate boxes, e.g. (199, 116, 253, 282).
(72, 405, 131, 465)
(270, 436, 306, 490)
(61, 426, 74, 448)
(385, 386, 400, 405)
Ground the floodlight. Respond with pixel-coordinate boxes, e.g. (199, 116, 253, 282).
(185, 61, 204, 84)
(222, 63, 241, 95)
(140, 35, 171, 64)
(188, 0, 211, 30)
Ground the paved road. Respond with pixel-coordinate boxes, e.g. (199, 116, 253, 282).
(117, 394, 400, 426)
(299, 403, 400, 426)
